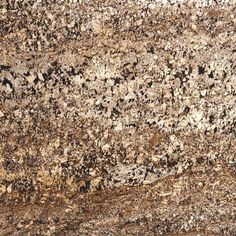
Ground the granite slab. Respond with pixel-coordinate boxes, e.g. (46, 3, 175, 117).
(0, 0, 236, 235)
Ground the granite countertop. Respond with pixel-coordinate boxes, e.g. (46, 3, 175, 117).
(0, 0, 236, 235)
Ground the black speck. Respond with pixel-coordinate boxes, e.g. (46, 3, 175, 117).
(184, 106, 190, 113)
(147, 45, 155, 54)
(167, 61, 173, 70)
(80, 180, 90, 193)
(2, 78, 13, 89)
(111, 107, 121, 118)
(209, 115, 214, 124)
(208, 71, 214, 79)
(198, 65, 205, 75)
(114, 77, 122, 85)
(188, 66, 193, 75)
(0, 65, 11, 71)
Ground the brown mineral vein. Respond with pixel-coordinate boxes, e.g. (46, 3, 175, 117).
(1, 169, 236, 235)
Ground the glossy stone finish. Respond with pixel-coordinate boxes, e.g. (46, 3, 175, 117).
(0, 1, 236, 235)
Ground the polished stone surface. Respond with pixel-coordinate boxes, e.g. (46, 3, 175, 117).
(0, 1, 236, 235)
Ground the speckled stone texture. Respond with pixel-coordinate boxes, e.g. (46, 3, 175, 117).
(0, 0, 236, 235)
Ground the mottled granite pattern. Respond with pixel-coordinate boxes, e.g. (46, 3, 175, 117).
(0, 0, 236, 235)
